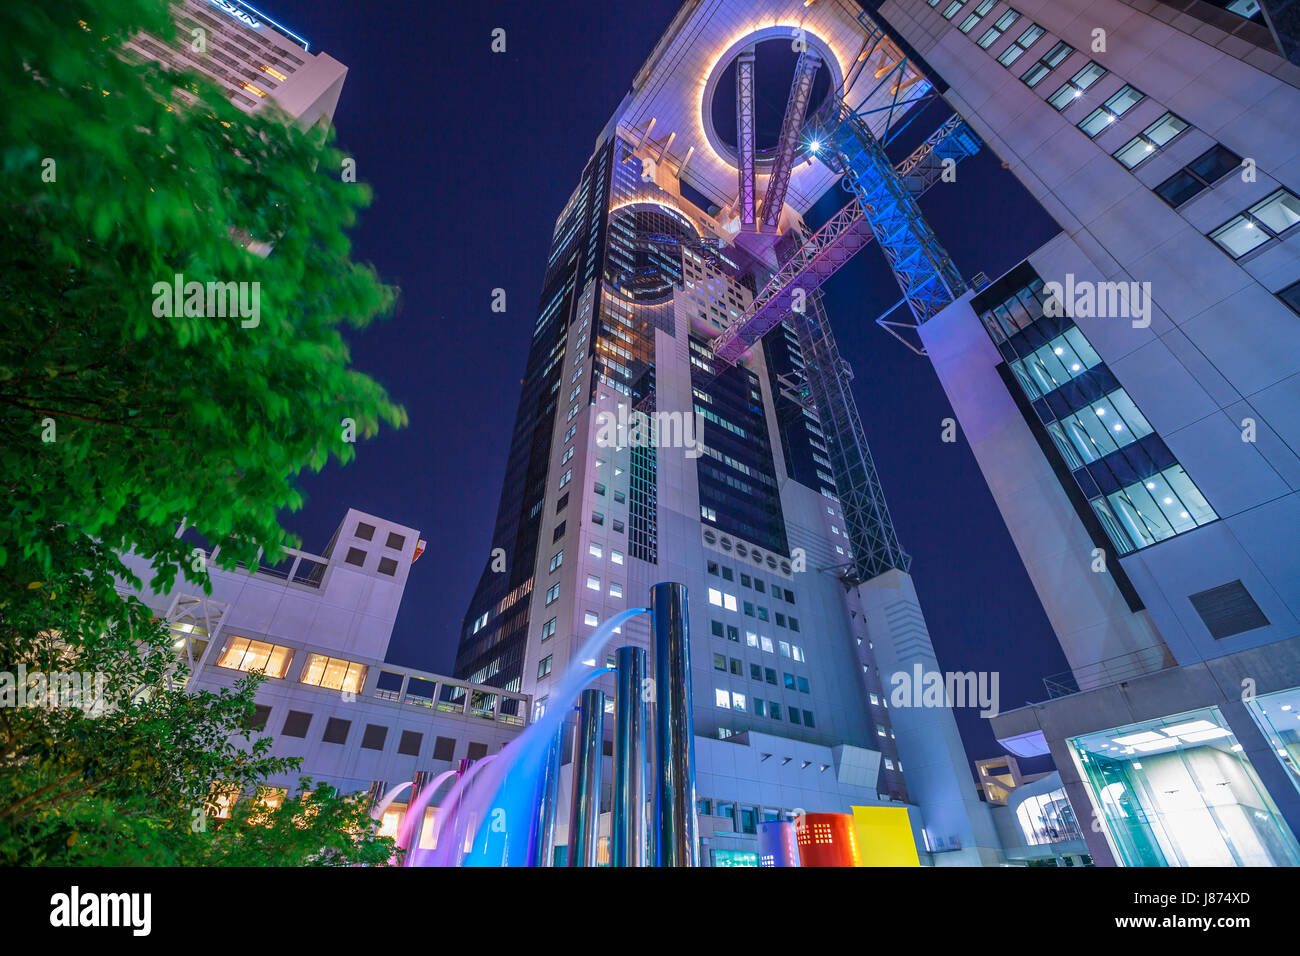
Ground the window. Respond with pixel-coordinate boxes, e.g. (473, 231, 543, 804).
(1077, 84, 1143, 137)
(300, 653, 368, 694)
(538, 655, 553, 679)
(433, 735, 456, 761)
(322, 717, 350, 744)
(361, 724, 388, 750)
(714, 653, 727, 671)
(770, 702, 781, 720)
(740, 573, 751, 588)
(1094, 464, 1217, 553)
(613, 491, 625, 504)
(588, 542, 603, 558)
(385, 532, 405, 550)
(743, 601, 754, 617)
(1021, 39, 1072, 87)
(959, 0, 994, 33)
(788, 617, 799, 633)
(1209, 189, 1300, 258)
(355, 522, 375, 541)
(552, 521, 566, 543)
(803, 710, 815, 728)
(558, 468, 572, 489)
(612, 520, 624, 533)
(591, 511, 604, 526)
(1048, 61, 1105, 110)
(757, 607, 769, 622)
(1008, 326, 1103, 399)
(792, 645, 805, 662)
(545, 583, 560, 605)
(977, 8, 1019, 49)
(1278, 279, 1300, 316)
(586, 574, 601, 591)
(556, 492, 569, 513)
(711, 620, 724, 637)
(1114, 111, 1188, 169)
(377, 556, 398, 576)
(215, 636, 294, 679)
(721, 567, 734, 582)
(789, 708, 802, 725)
(344, 547, 366, 567)
(584, 611, 599, 626)
(784, 672, 796, 689)
(281, 710, 311, 738)
(941, 0, 964, 19)
(726, 625, 740, 643)
(761, 636, 774, 654)
(549, 549, 563, 572)
(746, 630, 758, 648)
(610, 582, 623, 598)
(779, 641, 791, 658)
(707, 561, 719, 576)
(709, 588, 723, 607)
(996, 23, 1044, 67)
(593, 482, 606, 496)
(715, 688, 730, 708)
(797, 677, 810, 693)
(750, 663, 763, 680)
(1155, 144, 1242, 208)
(724, 593, 738, 612)
(611, 549, 624, 565)
(754, 699, 766, 717)
(765, 667, 777, 685)
(541, 617, 557, 641)
(730, 658, 743, 676)
(731, 691, 746, 712)
(1045, 388, 1154, 467)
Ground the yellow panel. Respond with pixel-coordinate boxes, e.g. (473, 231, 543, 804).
(851, 805, 921, 867)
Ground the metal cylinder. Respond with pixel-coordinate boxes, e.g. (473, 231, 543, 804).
(613, 645, 648, 867)
(531, 726, 564, 867)
(651, 582, 698, 866)
(566, 688, 605, 867)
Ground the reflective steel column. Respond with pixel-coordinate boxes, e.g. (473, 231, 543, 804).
(651, 582, 698, 866)
(613, 645, 648, 867)
(566, 688, 605, 867)
(531, 725, 564, 867)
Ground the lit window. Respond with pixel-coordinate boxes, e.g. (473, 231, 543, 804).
(731, 691, 747, 712)
(545, 583, 560, 605)
(586, 574, 601, 591)
(1077, 84, 1143, 137)
(715, 688, 730, 708)
(1048, 61, 1105, 110)
(760, 636, 774, 654)
(541, 617, 557, 641)
(708, 588, 723, 607)
(538, 655, 552, 679)
(611, 550, 624, 565)
(215, 637, 294, 679)
(584, 611, 599, 627)
(1208, 188, 1300, 258)
(589, 542, 603, 558)
(723, 593, 738, 612)
(1113, 111, 1188, 169)
(299, 653, 368, 694)
(549, 549, 563, 572)
(609, 582, 623, 598)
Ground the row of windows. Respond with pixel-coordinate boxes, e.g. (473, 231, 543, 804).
(215, 638, 369, 694)
(706, 588, 801, 630)
(713, 654, 811, 692)
(267, 706, 490, 762)
(713, 688, 815, 726)
(708, 619, 805, 660)
(706, 561, 796, 603)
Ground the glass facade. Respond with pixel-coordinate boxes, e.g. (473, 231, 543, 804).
(1244, 686, 1300, 799)
(1015, 787, 1083, 846)
(975, 264, 1217, 555)
(1069, 708, 1300, 866)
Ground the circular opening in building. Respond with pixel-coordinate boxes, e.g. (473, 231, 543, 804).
(706, 38, 834, 170)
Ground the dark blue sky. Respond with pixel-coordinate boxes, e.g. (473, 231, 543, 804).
(262, 0, 1067, 771)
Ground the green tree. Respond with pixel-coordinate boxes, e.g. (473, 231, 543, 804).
(0, 0, 405, 863)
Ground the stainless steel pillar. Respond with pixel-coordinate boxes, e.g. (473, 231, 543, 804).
(566, 688, 605, 867)
(531, 726, 563, 867)
(651, 582, 698, 866)
(613, 645, 648, 867)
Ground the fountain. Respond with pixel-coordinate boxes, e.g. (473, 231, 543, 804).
(390, 583, 696, 866)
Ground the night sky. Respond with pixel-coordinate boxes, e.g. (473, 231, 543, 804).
(261, 0, 1068, 773)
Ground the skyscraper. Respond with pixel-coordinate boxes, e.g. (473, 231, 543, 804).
(455, 0, 1001, 865)
(871, 0, 1300, 865)
(126, 0, 346, 127)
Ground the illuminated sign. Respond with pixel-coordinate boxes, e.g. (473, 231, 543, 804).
(209, 0, 262, 29)
(711, 850, 758, 867)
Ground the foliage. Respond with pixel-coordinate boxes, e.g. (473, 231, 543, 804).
(0, 0, 405, 864)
